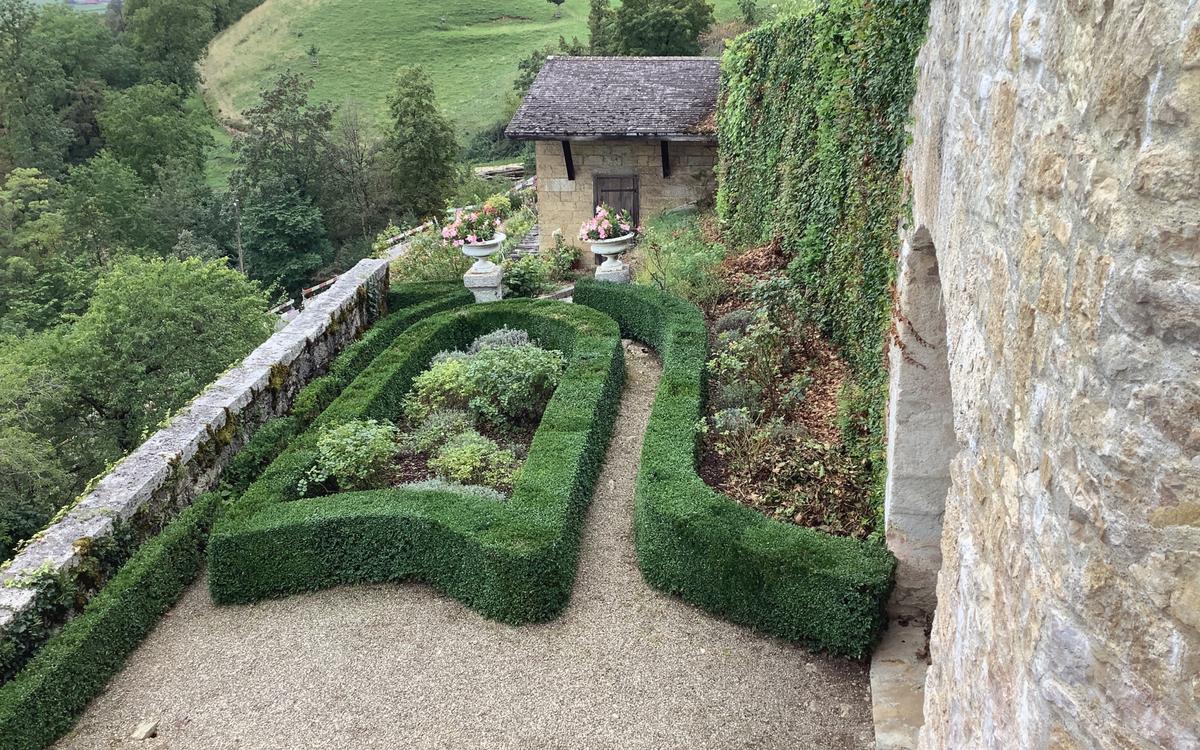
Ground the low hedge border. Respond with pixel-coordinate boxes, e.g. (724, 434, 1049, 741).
(209, 299, 624, 624)
(575, 279, 895, 658)
(0, 286, 472, 750)
(0, 491, 220, 750)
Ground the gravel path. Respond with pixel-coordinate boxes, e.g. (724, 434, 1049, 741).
(54, 342, 873, 750)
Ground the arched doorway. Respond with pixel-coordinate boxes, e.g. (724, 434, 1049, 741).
(870, 227, 957, 749)
(884, 227, 956, 617)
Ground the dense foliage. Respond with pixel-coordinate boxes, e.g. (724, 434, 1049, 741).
(587, 0, 715, 55)
(575, 279, 894, 657)
(716, 2, 930, 506)
(0, 258, 272, 560)
(383, 66, 459, 222)
(633, 211, 727, 311)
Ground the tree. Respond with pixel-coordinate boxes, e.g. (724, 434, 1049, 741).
(232, 71, 337, 288)
(613, 0, 714, 56)
(123, 0, 215, 88)
(60, 150, 151, 264)
(0, 1, 139, 173)
(587, 0, 616, 54)
(53, 256, 273, 456)
(382, 66, 458, 221)
(326, 100, 389, 245)
(0, 424, 70, 559)
(97, 82, 212, 181)
(0, 168, 92, 333)
(233, 71, 335, 200)
(239, 181, 332, 294)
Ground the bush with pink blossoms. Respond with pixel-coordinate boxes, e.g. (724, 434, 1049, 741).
(441, 204, 503, 247)
(579, 203, 641, 242)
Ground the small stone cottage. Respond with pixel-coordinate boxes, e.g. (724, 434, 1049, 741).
(506, 56, 719, 251)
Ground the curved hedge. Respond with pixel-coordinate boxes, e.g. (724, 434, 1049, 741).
(576, 279, 894, 658)
(0, 284, 472, 750)
(209, 299, 624, 624)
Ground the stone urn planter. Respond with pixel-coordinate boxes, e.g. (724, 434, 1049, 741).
(587, 232, 634, 283)
(461, 232, 505, 273)
(461, 232, 505, 303)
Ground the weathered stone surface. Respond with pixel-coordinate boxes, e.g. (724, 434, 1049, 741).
(0, 259, 390, 648)
(899, 1, 1200, 747)
(465, 265, 504, 303)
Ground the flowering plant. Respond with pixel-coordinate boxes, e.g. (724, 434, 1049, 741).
(579, 203, 640, 242)
(442, 204, 503, 247)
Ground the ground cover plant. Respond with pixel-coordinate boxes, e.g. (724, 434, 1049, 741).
(0, 283, 472, 750)
(208, 300, 624, 624)
(576, 279, 893, 657)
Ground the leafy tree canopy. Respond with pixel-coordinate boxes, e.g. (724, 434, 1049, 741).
(383, 65, 459, 222)
(123, 0, 215, 88)
(614, 0, 714, 56)
(97, 82, 213, 181)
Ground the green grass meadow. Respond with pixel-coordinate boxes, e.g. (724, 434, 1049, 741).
(201, 0, 741, 138)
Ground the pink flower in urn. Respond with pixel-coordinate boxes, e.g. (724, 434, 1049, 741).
(467, 234, 478, 244)
(619, 222, 631, 233)
(454, 239, 465, 247)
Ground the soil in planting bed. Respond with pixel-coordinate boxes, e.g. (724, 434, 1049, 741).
(697, 233, 878, 539)
(384, 420, 537, 490)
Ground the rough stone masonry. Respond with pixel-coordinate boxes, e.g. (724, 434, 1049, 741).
(897, 0, 1200, 747)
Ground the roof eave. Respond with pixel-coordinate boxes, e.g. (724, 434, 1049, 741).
(504, 131, 717, 142)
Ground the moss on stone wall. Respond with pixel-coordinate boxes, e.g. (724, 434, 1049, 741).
(716, 1, 930, 515)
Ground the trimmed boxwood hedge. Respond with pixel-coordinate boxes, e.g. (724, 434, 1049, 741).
(0, 284, 472, 750)
(209, 299, 625, 624)
(0, 491, 220, 750)
(575, 279, 895, 658)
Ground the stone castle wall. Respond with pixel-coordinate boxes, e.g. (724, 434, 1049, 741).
(904, 0, 1200, 747)
(533, 139, 716, 250)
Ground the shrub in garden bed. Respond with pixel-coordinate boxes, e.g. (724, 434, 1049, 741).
(575, 279, 894, 658)
(208, 300, 625, 625)
(302, 327, 566, 499)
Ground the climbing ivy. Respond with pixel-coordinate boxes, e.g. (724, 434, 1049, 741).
(716, 0, 930, 511)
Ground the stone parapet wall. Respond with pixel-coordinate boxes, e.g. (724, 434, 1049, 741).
(906, 0, 1200, 747)
(0, 258, 390, 654)
(534, 139, 716, 250)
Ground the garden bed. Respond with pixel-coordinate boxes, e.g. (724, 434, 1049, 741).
(632, 212, 878, 539)
(575, 279, 894, 658)
(208, 300, 625, 624)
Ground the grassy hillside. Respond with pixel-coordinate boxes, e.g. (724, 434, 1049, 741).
(202, 0, 740, 136)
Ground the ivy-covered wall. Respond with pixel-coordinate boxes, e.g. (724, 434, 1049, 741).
(716, 0, 931, 505)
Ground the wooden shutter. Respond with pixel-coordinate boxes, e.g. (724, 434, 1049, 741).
(593, 175, 640, 224)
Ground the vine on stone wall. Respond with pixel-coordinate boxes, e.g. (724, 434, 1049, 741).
(716, 0, 930, 511)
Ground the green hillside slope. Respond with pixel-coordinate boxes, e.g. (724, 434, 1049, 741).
(202, 0, 739, 136)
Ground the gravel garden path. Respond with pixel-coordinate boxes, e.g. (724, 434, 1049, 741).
(54, 342, 873, 750)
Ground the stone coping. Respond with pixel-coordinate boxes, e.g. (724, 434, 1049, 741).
(0, 258, 389, 635)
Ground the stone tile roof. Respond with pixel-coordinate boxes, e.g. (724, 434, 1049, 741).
(506, 56, 720, 140)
